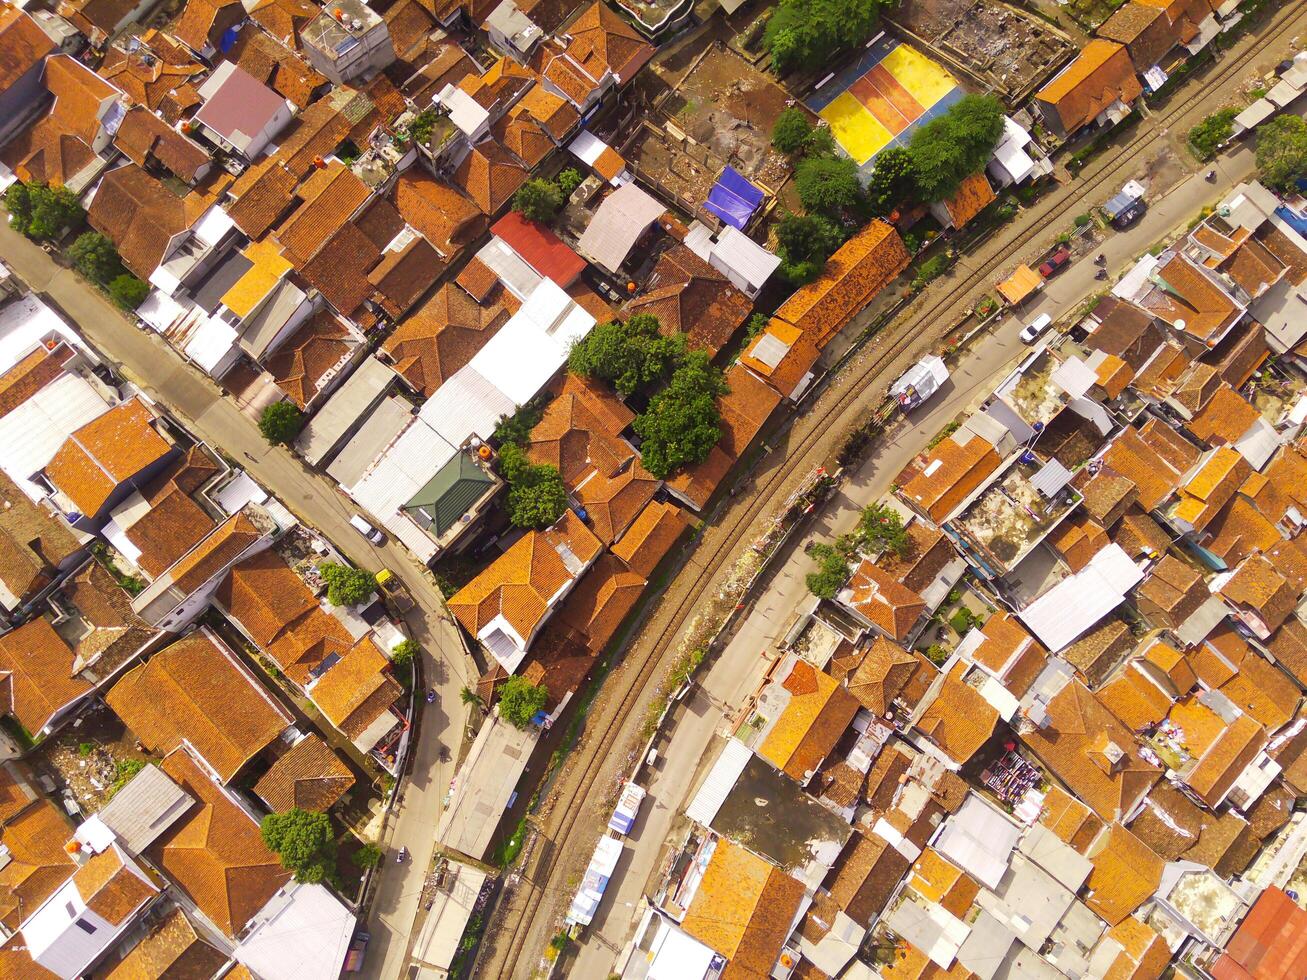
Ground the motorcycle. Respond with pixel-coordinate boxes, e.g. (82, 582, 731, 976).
(397, 846, 408, 864)
(426, 689, 436, 704)
(1205, 169, 1217, 181)
(1094, 254, 1106, 266)
(1094, 269, 1108, 280)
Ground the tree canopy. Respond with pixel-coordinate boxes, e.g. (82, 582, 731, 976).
(772, 108, 814, 154)
(109, 274, 149, 310)
(795, 155, 866, 217)
(632, 351, 727, 479)
(1189, 108, 1238, 161)
(511, 178, 564, 222)
(1257, 115, 1307, 189)
(764, 0, 887, 76)
(499, 675, 548, 728)
(776, 212, 845, 285)
(318, 561, 378, 607)
(866, 146, 919, 217)
(5, 182, 83, 241)
(259, 400, 303, 445)
(857, 502, 912, 558)
(907, 95, 1005, 202)
(498, 444, 568, 529)
(68, 232, 124, 284)
(805, 543, 850, 599)
(260, 809, 338, 884)
(567, 313, 686, 397)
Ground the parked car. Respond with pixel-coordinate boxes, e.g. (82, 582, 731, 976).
(1019, 313, 1054, 345)
(350, 513, 385, 544)
(1038, 247, 1072, 278)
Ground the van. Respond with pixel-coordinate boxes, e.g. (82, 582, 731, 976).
(1019, 313, 1053, 345)
(349, 514, 385, 544)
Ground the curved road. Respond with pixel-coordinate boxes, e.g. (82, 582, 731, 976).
(0, 219, 469, 980)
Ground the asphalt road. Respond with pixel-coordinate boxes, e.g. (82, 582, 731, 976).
(0, 219, 468, 980)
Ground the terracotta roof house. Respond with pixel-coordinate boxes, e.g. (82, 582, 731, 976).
(265, 310, 361, 410)
(823, 830, 912, 926)
(626, 245, 753, 356)
(1100, 422, 1194, 512)
(306, 636, 404, 748)
(931, 172, 997, 230)
(549, 551, 644, 657)
(1134, 554, 1208, 630)
(1171, 447, 1251, 532)
(1188, 384, 1261, 447)
(610, 499, 690, 578)
(1096, 3, 1179, 75)
(381, 283, 513, 397)
(43, 398, 176, 525)
(98, 32, 206, 124)
(679, 840, 805, 977)
(839, 559, 928, 643)
(1211, 885, 1307, 980)
(717, 364, 782, 462)
(107, 630, 291, 783)
(1033, 39, 1143, 139)
(753, 658, 860, 782)
(913, 662, 999, 766)
(273, 160, 372, 267)
(665, 444, 733, 512)
(0, 468, 84, 620)
(0, 8, 55, 147)
(1184, 710, 1267, 809)
(0, 799, 75, 932)
(392, 168, 486, 260)
(1019, 679, 1161, 821)
(224, 157, 300, 239)
(1063, 619, 1135, 689)
(1138, 251, 1245, 349)
(148, 747, 292, 938)
(100, 906, 228, 980)
(253, 733, 355, 812)
(536, 1, 653, 111)
(225, 28, 327, 110)
(739, 317, 822, 401)
(773, 220, 911, 349)
(87, 164, 205, 280)
(0, 617, 92, 740)
(114, 446, 222, 580)
(2, 55, 120, 190)
(448, 510, 602, 672)
(248, 0, 320, 47)
(170, 0, 244, 57)
(1085, 823, 1163, 925)
(1099, 660, 1174, 731)
(830, 636, 924, 716)
(967, 611, 1047, 693)
(1216, 552, 1298, 638)
(112, 106, 212, 184)
(898, 429, 1003, 524)
(451, 139, 530, 215)
(1138, 0, 1218, 49)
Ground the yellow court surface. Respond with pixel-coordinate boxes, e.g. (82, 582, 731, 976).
(818, 93, 893, 165)
(880, 45, 959, 111)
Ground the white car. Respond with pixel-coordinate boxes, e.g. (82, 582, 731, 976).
(350, 514, 385, 544)
(1019, 313, 1053, 345)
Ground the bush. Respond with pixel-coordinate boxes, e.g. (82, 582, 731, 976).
(795, 155, 865, 217)
(1256, 114, 1307, 189)
(494, 395, 548, 448)
(68, 232, 123, 284)
(499, 675, 548, 728)
(261, 809, 338, 884)
(632, 351, 727, 478)
(948, 607, 978, 634)
(109, 758, 147, 798)
(5, 182, 83, 241)
(408, 109, 438, 146)
(1189, 107, 1238, 161)
(568, 313, 686, 396)
(498, 444, 568, 529)
(908, 95, 1005, 202)
(108, 274, 148, 310)
(511, 178, 564, 222)
(805, 543, 850, 599)
(557, 167, 583, 195)
(776, 212, 844, 284)
(866, 146, 919, 216)
(318, 561, 378, 607)
(765, 0, 888, 75)
(259, 400, 304, 444)
(391, 638, 419, 667)
(911, 253, 951, 290)
(78, 742, 94, 757)
(1073, 213, 1091, 228)
(857, 502, 911, 558)
(352, 843, 383, 870)
(771, 107, 813, 153)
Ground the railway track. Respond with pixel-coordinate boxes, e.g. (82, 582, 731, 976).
(480, 8, 1307, 974)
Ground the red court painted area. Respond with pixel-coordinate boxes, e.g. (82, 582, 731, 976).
(848, 75, 909, 136)
(864, 65, 925, 122)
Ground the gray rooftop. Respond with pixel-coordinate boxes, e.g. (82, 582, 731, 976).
(95, 764, 194, 854)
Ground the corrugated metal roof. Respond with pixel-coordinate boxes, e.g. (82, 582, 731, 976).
(1019, 544, 1142, 652)
(577, 182, 665, 274)
(711, 225, 780, 290)
(326, 394, 412, 488)
(1029, 459, 1073, 498)
(95, 764, 194, 853)
(685, 737, 752, 827)
(418, 366, 516, 447)
(0, 373, 112, 498)
(349, 418, 458, 521)
(297, 356, 396, 466)
(404, 452, 495, 536)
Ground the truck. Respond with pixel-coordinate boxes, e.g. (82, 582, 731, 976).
(1102, 179, 1147, 229)
(889, 356, 949, 411)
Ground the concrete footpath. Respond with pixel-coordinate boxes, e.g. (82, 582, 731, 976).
(0, 219, 466, 980)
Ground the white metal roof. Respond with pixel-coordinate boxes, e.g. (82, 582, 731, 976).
(0, 293, 92, 371)
(1029, 459, 1073, 498)
(436, 713, 537, 860)
(86, 764, 193, 854)
(296, 356, 396, 466)
(577, 182, 665, 273)
(192, 205, 234, 247)
(418, 366, 516, 447)
(475, 236, 543, 301)
(1233, 99, 1276, 133)
(685, 737, 751, 826)
(684, 221, 714, 262)
(934, 794, 1021, 889)
(0, 372, 112, 499)
(437, 83, 490, 137)
(327, 394, 413, 488)
(1018, 544, 1143, 652)
(182, 315, 238, 374)
(235, 882, 355, 980)
(568, 128, 607, 167)
(1234, 417, 1279, 470)
(349, 418, 458, 522)
(645, 916, 720, 980)
(1050, 356, 1098, 399)
(465, 317, 560, 405)
(710, 225, 780, 290)
(411, 861, 489, 971)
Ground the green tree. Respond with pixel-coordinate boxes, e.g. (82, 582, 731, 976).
(498, 675, 547, 728)
(567, 313, 686, 397)
(260, 809, 338, 884)
(776, 212, 844, 284)
(498, 444, 568, 529)
(633, 351, 727, 479)
(108, 274, 149, 310)
(771, 107, 814, 154)
(857, 502, 911, 558)
(68, 231, 124, 284)
(511, 178, 564, 222)
(795, 155, 865, 217)
(765, 0, 887, 76)
(1188, 108, 1238, 161)
(557, 167, 584, 195)
(391, 638, 420, 667)
(352, 843, 383, 870)
(493, 394, 549, 448)
(7, 183, 83, 240)
(318, 561, 378, 607)
(5, 183, 32, 235)
(805, 543, 850, 599)
(908, 95, 1005, 202)
(866, 146, 919, 216)
(460, 685, 485, 710)
(1257, 115, 1307, 189)
(259, 400, 304, 444)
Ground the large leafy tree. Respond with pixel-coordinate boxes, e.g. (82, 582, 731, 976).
(568, 313, 686, 397)
(318, 561, 378, 607)
(259, 400, 304, 444)
(771, 108, 814, 154)
(5, 183, 83, 241)
(109, 274, 149, 310)
(511, 178, 564, 222)
(633, 351, 727, 479)
(68, 232, 124, 284)
(261, 809, 338, 883)
(795, 155, 865, 217)
(776, 212, 844, 284)
(908, 95, 1005, 202)
(805, 543, 850, 599)
(498, 675, 548, 728)
(1257, 115, 1307, 189)
(866, 146, 919, 216)
(498, 444, 568, 529)
(765, 0, 887, 76)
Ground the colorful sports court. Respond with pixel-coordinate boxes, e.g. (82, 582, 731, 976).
(805, 35, 964, 173)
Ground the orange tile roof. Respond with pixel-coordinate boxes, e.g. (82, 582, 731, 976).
(1099, 664, 1173, 730)
(216, 548, 317, 647)
(914, 662, 998, 765)
(451, 139, 529, 215)
(1035, 40, 1143, 135)
(309, 636, 402, 738)
(225, 157, 299, 238)
(383, 282, 513, 397)
(1186, 711, 1266, 807)
(900, 432, 1002, 523)
(1101, 914, 1174, 980)
(73, 845, 157, 926)
(832, 635, 924, 716)
(275, 161, 371, 266)
(1172, 447, 1250, 531)
(665, 444, 733, 510)
(101, 906, 227, 980)
(942, 172, 996, 229)
(1086, 824, 1164, 925)
(2, 55, 117, 186)
(0, 9, 54, 96)
(1039, 785, 1105, 854)
(774, 221, 910, 348)
(166, 511, 263, 596)
(680, 840, 804, 974)
(149, 748, 291, 937)
(45, 398, 172, 518)
(391, 168, 485, 258)
(1189, 385, 1259, 447)
(843, 559, 927, 641)
(556, 2, 653, 86)
(1218, 552, 1297, 634)
(1142, 252, 1242, 346)
(220, 238, 292, 319)
(515, 82, 579, 140)
(1102, 426, 1184, 511)
(757, 659, 860, 780)
(526, 373, 637, 487)
(106, 631, 291, 782)
(0, 617, 90, 736)
(611, 499, 691, 578)
(970, 610, 1045, 679)
(253, 734, 355, 812)
(740, 318, 822, 400)
(0, 799, 74, 931)
(1049, 512, 1109, 572)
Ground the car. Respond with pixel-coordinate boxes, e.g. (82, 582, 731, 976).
(1038, 247, 1071, 278)
(349, 514, 385, 544)
(1019, 313, 1053, 345)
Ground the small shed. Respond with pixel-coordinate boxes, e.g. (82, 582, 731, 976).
(997, 265, 1043, 305)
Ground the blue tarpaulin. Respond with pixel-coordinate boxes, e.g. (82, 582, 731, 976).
(705, 167, 764, 229)
(1277, 205, 1307, 237)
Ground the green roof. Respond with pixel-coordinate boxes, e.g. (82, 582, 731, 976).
(403, 453, 496, 536)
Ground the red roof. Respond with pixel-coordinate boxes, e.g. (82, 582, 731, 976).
(491, 212, 586, 288)
(1212, 887, 1307, 980)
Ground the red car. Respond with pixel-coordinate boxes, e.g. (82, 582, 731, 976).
(1038, 246, 1072, 278)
